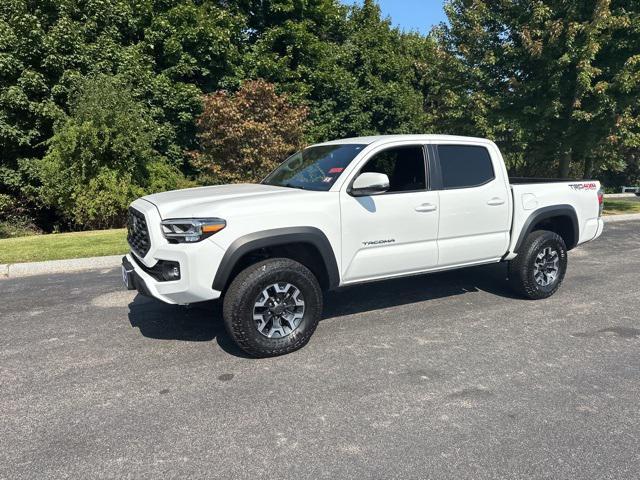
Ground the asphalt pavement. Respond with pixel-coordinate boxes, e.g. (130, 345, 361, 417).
(1, 221, 639, 479)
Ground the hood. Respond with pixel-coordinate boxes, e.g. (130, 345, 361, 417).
(142, 183, 302, 219)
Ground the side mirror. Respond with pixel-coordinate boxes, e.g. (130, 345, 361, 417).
(351, 172, 390, 197)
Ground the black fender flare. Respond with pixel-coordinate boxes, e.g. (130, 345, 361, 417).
(514, 204, 579, 252)
(212, 227, 340, 291)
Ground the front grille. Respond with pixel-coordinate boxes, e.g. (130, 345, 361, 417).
(127, 208, 151, 257)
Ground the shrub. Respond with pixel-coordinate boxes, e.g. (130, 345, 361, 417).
(192, 80, 308, 184)
(146, 161, 195, 193)
(0, 193, 40, 238)
(38, 75, 186, 229)
(71, 169, 143, 230)
(0, 219, 41, 239)
(0, 194, 13, 216)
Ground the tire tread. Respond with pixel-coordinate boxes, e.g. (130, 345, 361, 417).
(508, 230, 567, 300)
(222, 258, 322, 357)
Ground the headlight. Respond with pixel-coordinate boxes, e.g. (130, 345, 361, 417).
(160, 218, 226, 243)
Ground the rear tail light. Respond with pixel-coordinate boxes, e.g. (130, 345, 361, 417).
(597, 188, 604, 217)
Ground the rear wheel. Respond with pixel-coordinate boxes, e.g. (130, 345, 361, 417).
(508, 230, 568, 299)
(222, 258, 323, 357)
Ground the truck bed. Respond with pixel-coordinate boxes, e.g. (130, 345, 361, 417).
(507, 180, 602, 256)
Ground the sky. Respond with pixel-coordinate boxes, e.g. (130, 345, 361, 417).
(343, 1, 448, 34)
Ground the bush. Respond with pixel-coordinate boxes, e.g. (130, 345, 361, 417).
(0, 194, 13, 216)
(71, 169, 144, 231)
(0, 193, 40, 238)
(38, 75, 186, 229)
(192, 80, 308, 184)
(0, 219, 40, 239)
(146, 161, 195, 193)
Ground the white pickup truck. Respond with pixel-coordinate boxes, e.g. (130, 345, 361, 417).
(122, 135, 604, 357)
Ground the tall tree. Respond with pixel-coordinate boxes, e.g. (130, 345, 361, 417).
(440, 0, 640, 178)
(0, 0, 244, 218)
(242, 0, 442, 141)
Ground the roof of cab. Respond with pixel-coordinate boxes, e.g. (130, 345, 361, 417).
(315, 134, 491, 147)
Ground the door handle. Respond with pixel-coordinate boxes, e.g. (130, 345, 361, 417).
(487, 197, 505, 206)
(415, 203, 437, 213)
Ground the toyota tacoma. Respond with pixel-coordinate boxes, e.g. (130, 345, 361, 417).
(122, 135, 605, 357)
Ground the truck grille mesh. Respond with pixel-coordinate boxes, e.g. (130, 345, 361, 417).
(127, 208, 151, 257)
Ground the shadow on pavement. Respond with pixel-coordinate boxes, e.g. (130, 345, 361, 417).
(323, 262, 520, 319)
(128, 262, 521, 357)
(127, 297, 252, 357)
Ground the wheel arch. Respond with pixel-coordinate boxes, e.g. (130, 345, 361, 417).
(212, 227, 340, 292)
(514, 205, 579, 253)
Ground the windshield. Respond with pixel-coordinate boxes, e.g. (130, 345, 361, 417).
(262, 144, 366, 191)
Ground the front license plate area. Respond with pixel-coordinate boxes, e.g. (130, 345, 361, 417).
(122, 264, 135, 290)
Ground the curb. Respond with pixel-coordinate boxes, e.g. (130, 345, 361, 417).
(603, 213, 640, 223)
(1, 255, 123, 279)
(604, 193, 638, 199)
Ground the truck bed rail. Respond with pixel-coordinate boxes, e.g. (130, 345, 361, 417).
(509, 177, 586, 184)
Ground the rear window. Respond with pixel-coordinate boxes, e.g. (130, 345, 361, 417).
(438, 145, 495, 189)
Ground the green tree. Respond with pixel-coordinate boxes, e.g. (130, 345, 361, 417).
(38, 75, 184, 229)
(439, 0, 640, 178)
(192, 79, 308, 183)
(0, 0, 244, 225)
(3, 0, 639, 231)
(241, 0, 441, 141)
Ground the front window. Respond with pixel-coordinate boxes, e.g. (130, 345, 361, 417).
(360, 146, 427, 192)
(262, 144, 366, 191)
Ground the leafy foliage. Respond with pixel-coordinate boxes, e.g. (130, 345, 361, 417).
(38, 75, 184, 229)
(193, 80, 308, 184)
(0, 0, 638, 232)
(438, 0, 640, 178)
(242, 0, 438, 140)
(0, 0, 243, 227)
(0, 192, 39, 238)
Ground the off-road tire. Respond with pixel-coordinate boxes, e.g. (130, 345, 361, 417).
(508, 230, 568, 300)
(222, 258, 323, 357)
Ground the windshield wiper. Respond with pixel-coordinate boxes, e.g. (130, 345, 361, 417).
(284, 183, 306, 190)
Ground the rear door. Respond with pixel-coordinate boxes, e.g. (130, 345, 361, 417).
(340, 143, 439, 283)
(431, 143, 511, 266)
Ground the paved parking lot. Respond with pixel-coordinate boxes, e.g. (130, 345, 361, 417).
(1, 221, 639, 479)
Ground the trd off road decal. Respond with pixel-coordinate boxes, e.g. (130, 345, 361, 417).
(569, 182, 597, 191)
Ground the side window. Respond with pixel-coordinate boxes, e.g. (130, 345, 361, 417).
(360, 146, 426, 193)
(438, 145, 495, 189)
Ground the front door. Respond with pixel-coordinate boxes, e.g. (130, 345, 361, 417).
(340, 144, 440, 283)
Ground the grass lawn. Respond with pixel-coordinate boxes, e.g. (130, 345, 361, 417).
(0, 229, 128, 264)
(603, 198, 640, 216)
(0, 200, 639, 265)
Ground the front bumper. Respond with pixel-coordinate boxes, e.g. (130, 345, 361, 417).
(122, 256, 153, 298)
(122, 199, 225, 305)
(122, 250, 224, 305)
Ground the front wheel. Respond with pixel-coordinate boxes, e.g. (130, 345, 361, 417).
(222, 258, 323, 357)
(508, 230, 568, 300)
